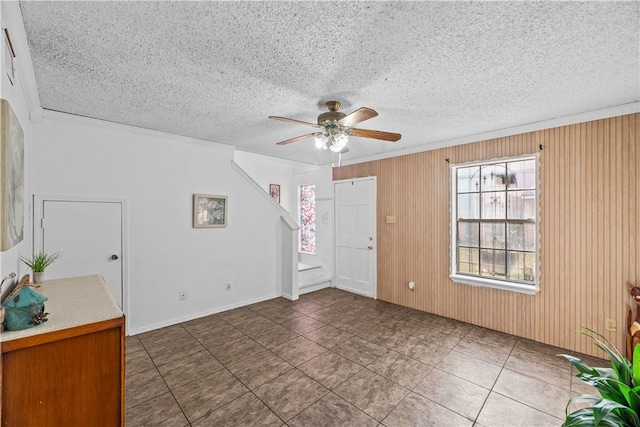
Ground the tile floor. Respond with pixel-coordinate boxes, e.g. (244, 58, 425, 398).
(125, 288, 606, 426)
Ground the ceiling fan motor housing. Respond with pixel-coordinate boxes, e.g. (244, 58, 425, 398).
(318, 101, 346, 125)
(318, 112, 346, 125)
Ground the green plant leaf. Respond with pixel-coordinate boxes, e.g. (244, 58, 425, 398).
(19, 251, 61, 272)
(581, 327, 634, 387)
(582, 327, 628, 362)
(562, 409, 595, 427)
(566, 394, 601, 416)
(593, 399, 626, 425)
(575, 373, 625, 402)
(561, 354, 600, 376)
(594, 377, 634, 404)
(615, 383, 640, 425)
(634, 345, 640, 385)
(563, 406, 624, 427)
(619, 383, 639, 407)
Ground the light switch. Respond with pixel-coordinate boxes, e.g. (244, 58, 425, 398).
(386, 216, 396, 224)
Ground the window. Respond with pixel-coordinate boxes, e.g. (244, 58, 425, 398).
(299, 184, 316, 254)
(450, 155, 539, 294)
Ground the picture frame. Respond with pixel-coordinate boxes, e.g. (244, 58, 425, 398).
(269, 184, 280, 204)
(1, 99, 24, 251)
(193, 194, 227, 228)
(4, 29, 15, 86)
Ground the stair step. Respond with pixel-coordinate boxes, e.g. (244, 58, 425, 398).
(299, 275, 332, 295)
(298, 262, 322, 282)
(298, 262, 321, 272)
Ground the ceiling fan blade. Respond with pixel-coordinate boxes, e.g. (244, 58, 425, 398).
(269, 116, 322, 128)
(350, 128, 401, 142)
(276, 133, 315, 145)
(338, 107, 378, 127)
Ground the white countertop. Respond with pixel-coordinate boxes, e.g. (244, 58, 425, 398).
(1, 275, 123, 343)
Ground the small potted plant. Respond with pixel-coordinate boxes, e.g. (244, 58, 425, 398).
(20, 251, 61, 284)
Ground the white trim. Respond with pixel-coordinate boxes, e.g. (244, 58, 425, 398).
(449, 274, 539, 295)
(335, 284, 375, 299)
(234, 148, 319, 168)
(449, 154, 540, 295)
(299, 281, 332, 295)
(128, 293, 279, 335)
(1, 1, 43, 117)
(450, 153, 539, 169)
(42, 109, 235, 151)
(342, 102, 640, 166)
(29, 107, 44, 124)
(33, 194, 130, 330)
(333, 176, 377, 299)
(231, 161, 299, 231)
(297, 183, 318, 254)
(233, 150, 298, 168)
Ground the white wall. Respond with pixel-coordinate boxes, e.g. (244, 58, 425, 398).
(33, 113, 286, 334)
(235, 151, 336, 281)
(0, 3, 35, 296)
(233, 150, 296, 216)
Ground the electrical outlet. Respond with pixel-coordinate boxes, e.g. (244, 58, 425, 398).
(226, 282, 231, 291)
(605, 318, 617, 331)
(179, 289, 187, 301)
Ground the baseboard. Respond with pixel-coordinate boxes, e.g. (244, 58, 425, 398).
(335, 284, 375, 299)
(127, 293, 279, 336)
(281, 292, 301, 301)
(299, 280, 332, 295)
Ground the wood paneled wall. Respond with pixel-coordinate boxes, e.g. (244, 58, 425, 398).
(334, 113, 639, 356)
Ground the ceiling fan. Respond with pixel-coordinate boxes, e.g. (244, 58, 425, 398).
(269, 101, 401, 153)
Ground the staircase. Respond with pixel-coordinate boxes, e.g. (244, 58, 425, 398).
(298, 262, 331, 295)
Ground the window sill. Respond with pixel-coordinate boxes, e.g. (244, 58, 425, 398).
(450, 274, 539, 295)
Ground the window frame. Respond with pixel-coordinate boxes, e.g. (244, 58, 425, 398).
(298, 183, 317, 255)
(449, 153, 540, 295)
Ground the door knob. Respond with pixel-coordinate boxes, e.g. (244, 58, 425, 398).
(111, 254, 119, 260)
(367, 246, 373, 250)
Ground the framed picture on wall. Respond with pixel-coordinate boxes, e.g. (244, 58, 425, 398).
(1, 99, 24, 251)
(193, 194, 227, 228)
(269, 184, 280, 204)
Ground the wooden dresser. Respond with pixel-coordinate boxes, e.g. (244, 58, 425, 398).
(1, 275, 125, 426)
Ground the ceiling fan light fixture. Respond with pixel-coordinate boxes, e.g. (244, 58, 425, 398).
(329, 132, 348, 152)
(314, 127, 348, 152)
(314, 132, 328, 149)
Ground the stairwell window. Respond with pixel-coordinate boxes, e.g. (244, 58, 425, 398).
(299, 184, 316, 254)
(450, 154, 540, 294)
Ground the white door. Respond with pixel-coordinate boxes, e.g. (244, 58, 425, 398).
(334, 178, 376, 298)
(39, 200, 124, 309)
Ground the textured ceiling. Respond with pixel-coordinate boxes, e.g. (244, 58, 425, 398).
(19, 1, 640, 165)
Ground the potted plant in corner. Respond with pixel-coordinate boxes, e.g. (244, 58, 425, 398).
(559, 327, 640, 426)
(20, 251, 61, 284)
